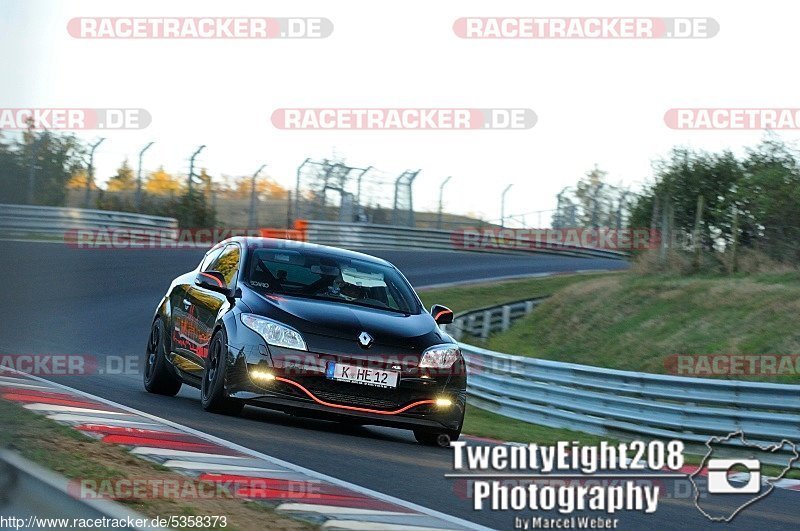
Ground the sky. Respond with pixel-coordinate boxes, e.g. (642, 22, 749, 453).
(1, 0, 799, 224)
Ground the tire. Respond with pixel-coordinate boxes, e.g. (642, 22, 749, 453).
(143, 318, 182, 396)
(414, 427, 461, 447)
(201, 328, 244, 415)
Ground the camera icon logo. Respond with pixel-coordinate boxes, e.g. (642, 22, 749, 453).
(691, 431, 798, 522)
(706, 459, 761, 494)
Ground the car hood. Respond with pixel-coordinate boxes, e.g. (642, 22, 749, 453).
(242, 288, 444, 352)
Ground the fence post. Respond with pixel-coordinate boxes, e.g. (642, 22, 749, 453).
(693, 195, 704, 272)
(451, 319, 463, 341)
(660, 198, 670, 263)
(481, 310, 492, 339)
(501, 305, 512, 331)
(730, 206, 739, 275)
(467, 314, 477, 336)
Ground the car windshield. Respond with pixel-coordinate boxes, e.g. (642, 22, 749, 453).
(245, 249, 420, 314)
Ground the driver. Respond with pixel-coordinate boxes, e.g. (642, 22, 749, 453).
(320, 269, 364, 300)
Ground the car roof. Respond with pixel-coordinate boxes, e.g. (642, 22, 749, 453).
(217, 237, 393, 267)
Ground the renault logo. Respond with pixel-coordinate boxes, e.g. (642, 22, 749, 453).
(358, 331, 373, 348)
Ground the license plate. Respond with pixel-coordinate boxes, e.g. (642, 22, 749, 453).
(326, 362, 399, 388)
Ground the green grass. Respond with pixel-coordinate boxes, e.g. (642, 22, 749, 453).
(0, 399, 310, 530)
(417, 271, 616, 314)
(463, 404, 799, 478)
(0, 399, 125, 480)
(478, 273, 800, 383)
(419, 271, 800, 476)
(463, 403, 612, 445)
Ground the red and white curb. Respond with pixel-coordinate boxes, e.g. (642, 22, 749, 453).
(0, 372, 489, 531)
(461, 436, 800, 492)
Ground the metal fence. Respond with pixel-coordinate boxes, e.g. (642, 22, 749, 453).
(293, 159, 420, 226)
(446, 298, 545, 340)
(0, 205, 630, 260)
(452, 302, 800, 467)
(305, 220, 629, 259)
(0, 204, 178, 239)
(0, 450, 161, 529)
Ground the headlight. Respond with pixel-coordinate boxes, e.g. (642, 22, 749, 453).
(241, 314, 307, 351)
(419, 344, 460, 368)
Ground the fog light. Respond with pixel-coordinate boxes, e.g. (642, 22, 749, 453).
(251, 370, 276, 382)
(435, 398, 453, 408)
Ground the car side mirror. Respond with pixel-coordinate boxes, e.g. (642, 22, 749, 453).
(430, 304, 454, 325)
(195, 270, 231, 295)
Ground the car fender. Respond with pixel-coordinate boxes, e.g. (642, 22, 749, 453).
(152, 295, 173, 352)
(154, 295, 170, 321)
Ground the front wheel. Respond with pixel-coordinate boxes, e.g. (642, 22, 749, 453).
(201, 328, 244, 416)
(143, 318, 182, 396)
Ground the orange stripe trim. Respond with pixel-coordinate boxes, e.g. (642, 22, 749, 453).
(199, 272, 224, 287)
(274, 376, 434, 415)
(434, 310, 452, 321)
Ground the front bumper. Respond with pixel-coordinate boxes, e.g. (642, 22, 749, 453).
(226, 342, 467, 432)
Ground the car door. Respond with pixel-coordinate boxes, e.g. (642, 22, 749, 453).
(170, 246, 224, 374)
(182, 243, 242, 373)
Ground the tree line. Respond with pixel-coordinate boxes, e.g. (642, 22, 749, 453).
(629, 136, 800, 266)
(560, 136, 800, 268)
(0, 129, 288, 227)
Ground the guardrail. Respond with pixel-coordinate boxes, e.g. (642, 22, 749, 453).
(0, 204, 178, 239)
(447, 298, 545, 341)
(447, 301, 800, 467)
(305, 220, 629, 260)
(0, 209, 631, 260)
(0, 450, 162, 529)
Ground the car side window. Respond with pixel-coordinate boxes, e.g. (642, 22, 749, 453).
(200, 247, 223, 272)
(207, 244, 241, 288)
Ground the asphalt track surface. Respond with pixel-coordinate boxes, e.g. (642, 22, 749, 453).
(0, 241, 796, 530)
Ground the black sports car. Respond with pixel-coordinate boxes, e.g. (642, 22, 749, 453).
(143, 237, 466, 446)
